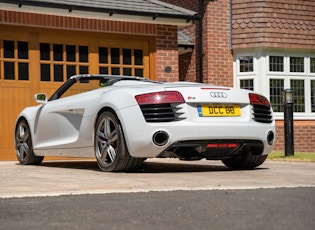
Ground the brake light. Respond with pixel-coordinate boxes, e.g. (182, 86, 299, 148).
(207, 143, 239, 148)
(135, 91, 185, 105)
(201, 88, 230, 90)
(249, 93, 270, 107)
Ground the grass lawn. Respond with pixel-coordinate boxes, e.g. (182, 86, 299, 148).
(268, 151, 315, 162)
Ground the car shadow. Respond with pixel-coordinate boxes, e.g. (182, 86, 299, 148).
(37, 160, 268, 173)
(40, 160, 99, 171)
(139, 161, 230, 173)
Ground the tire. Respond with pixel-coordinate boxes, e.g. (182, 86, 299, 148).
(222, 153, 267, 170)
(94, 111, 144, 172)
(15, 119, 44, 165)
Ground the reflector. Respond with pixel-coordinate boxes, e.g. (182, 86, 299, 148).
(207, 143, 239, 148)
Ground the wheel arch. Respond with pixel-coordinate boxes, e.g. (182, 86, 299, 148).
(15, 116, 28, 127)
(95, 107, 120, 128)
(94, 106, 144, 172)
(14, 115, 44, 165)
(14, 116, 34, 145)
(94, 107, 127, 143)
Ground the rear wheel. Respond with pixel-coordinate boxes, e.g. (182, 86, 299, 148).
(15, 119, 43, 165)
(94, 111, 144, 172)
(222, 153, 267, 170)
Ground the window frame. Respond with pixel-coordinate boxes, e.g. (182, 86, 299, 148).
(98, 46, 145, 77)
(235, 51, 315, 120)
(236, 53, 255, 75)
(39, 43, 90, 82)
(269, 55, 284, 73)
(0, 39, 30, 81)
(266, 52, 315, 119)
(239, 78, 254, 91)
(267, 53, 313, 117)
(235, 52, 258, 91)
(310, 57, 315, 74)
(289, 56, 305, 74)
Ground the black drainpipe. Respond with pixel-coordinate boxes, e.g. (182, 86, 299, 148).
(199, 0, 203, 83)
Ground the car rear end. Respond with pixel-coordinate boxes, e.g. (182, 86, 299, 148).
(119, 82, 275, 164)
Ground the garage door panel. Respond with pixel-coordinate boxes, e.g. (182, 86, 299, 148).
(0, 86, 34, 160)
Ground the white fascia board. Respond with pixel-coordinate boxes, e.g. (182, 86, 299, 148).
(0, 3, 193, 27)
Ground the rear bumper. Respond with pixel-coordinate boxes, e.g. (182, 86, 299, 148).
(164, 139, 265, 160)
(118, 106, 276, 158)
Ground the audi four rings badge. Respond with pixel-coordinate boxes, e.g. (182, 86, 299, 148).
(210, 92, 227, 98)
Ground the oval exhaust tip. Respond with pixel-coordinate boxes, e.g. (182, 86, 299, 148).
(152, 131, 169, 146)
(267, 131, 275, 145)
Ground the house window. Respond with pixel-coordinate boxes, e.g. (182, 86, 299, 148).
(240, 79, 254, 90)
(269, 77, 310, 114)
(311, 58, 315, 73)
(290, 57, 304, 73)
(291, 80, 305, 112)
(269, 56, 284, 72)
(239, 56, 253, 72)
(269, 79, 284, 112)
(98, 47, 144, 77)
(267, 55, 315, 116)
(1, 40, 29, 80)
(235, 52, 315, 118)
(311, 80, 315, 112)
(40, 43, 89, 82)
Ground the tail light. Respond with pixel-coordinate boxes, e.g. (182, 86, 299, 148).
(249, 93, 270, 107)
(135, 91, 185, 105)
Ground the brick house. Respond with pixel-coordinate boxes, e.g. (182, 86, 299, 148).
(232, 0, 315, 152)
(165, 0, 315, 152)
(1, 0, 314, 160)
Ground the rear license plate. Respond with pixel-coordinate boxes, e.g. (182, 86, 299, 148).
(198, 104, 241, 117)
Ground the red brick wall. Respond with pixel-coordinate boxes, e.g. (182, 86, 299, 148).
(155, 24, 179, 82)
(179, 52, 194, 81)
(232, 0, 315, 50)
(203, 0, 233, 87)
(274, 120, 315, 152)
(162, 0, 199, 82)
(163, 0, 234, 86)
(178, 26, 198, 82)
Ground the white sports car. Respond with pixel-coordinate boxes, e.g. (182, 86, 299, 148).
(15, 74, 276, 172)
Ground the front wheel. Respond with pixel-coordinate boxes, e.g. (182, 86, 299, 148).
(94, 111, 144, 172)
(15, 119, 43, 165)
(222, 153, 267, 170)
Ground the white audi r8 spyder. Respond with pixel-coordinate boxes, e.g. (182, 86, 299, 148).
(15, 74, 276, 172)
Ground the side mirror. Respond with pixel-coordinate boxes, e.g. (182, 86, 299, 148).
(34, 93, 48, 104)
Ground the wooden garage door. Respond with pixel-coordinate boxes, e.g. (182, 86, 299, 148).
(0, 27, 153, 160)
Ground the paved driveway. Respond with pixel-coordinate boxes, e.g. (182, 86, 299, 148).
(1, 159, 314, 198)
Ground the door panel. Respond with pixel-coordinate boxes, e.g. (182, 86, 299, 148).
(33, 96, 85, 149)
